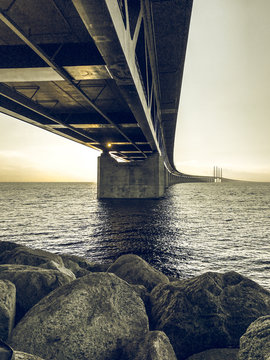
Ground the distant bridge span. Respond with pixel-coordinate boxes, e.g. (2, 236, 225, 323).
(0, 0, 213, 197)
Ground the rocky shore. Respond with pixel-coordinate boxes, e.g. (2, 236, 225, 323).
(0, 240, 270, 359)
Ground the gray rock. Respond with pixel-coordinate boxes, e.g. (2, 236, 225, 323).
(0, 280, 16, 341)
(124, 331, 177, 360)
(71, 267, 90, 278)
(0, 340, 45, 360)
(130, 284, 151, 320)
(39, 260, 76, 280)
(0, 246, 64, 267)
(186, 348, 239, 360)
(107, 254, 169, 291)
(61, 258, 90, 278)
(60, 253, 110, 277)
(13, 351, 45, 359)
(131, 284, 149, 303)
(150, 271, 270, 360)
(238, 315, 270, 360)
(0, 340, 12, 360)
(88, 262, 111, 272)
(61, 253, 110, 271)
(0, 264, 74, 321)
(0, 241, 22, 254)
(10, 272, 149, 360)
(0, 348, 10, 360)
(57, 255, 83, 276)
(60, 253, 93, 270)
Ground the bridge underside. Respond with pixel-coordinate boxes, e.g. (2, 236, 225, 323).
(0, 0, 212, 197)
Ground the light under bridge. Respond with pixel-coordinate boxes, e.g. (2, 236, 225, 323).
(0, 0, 213, 198)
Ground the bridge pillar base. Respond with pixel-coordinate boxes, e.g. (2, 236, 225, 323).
(97, 152, 165, 199)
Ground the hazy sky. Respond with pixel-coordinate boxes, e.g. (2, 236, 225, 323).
(1, 0, 270, 182)
(0, 114, 98, 182)
(175, 0, 270, 181)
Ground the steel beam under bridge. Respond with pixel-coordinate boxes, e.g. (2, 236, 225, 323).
(0, 0, 212, 197)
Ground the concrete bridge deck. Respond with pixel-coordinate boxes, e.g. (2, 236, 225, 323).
(0, 0, 214, 197)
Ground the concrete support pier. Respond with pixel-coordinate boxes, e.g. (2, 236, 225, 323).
(97, 152, 166, 199)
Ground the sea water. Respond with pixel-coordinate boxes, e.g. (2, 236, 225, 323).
(0, 181, 269, 290)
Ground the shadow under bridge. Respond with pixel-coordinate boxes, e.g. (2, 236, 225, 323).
(0, 0, 212, 197)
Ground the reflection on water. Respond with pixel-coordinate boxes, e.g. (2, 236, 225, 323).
(0, 182, 270, 288)
(92, 198, 192, 277)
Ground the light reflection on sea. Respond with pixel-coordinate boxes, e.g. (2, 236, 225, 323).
(0, 181, 269, 290)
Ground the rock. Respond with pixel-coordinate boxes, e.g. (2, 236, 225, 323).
(0, 264, 74, 322)
(13, 351, 45, 359)
(10, 272, 149, 360)
(150, 271, 270, 360)
(0, 340, 45, 360)
(60, 253, 93, 271)
(186, 348, 239, 360)
(0, 348, 10, 360)
(130, 284, 151, 321)
(59, 257, 90, 278)
(0, 340, 12, 360)
(0, 241, 22, 254)
(89, 262, 111, 272)
(124, 331, 177, 360)
(130, 284, 149, 304)
(0, 280, 16, 341)
(0, 246, 64, 267)
(57, 255, 84, 276)
(107, 254, 169, 291)
(60, 253, 110, 277)
(39, 260, 76, 280)
(72, 267, 91, 278)
(238, 315, 270, 360)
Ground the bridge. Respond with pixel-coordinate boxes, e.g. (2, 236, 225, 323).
(0, 0, 213, 198)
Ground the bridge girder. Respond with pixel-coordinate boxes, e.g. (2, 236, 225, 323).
(0, 0, 193, 168)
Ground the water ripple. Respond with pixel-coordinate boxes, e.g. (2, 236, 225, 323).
(0, 181, 270, 289)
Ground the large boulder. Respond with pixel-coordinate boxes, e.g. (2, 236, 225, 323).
(10, 272, 149, 360)
(150, 271, 270, 359)
(186, 348, 239, 360)
(0, 246, 64, 267)
(124, 331, 177, 360)
(0, 264, 74, 321)
(0, 280, 16, 341)
(238, 315, 270, 360)
(107, 254, 169, 291)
